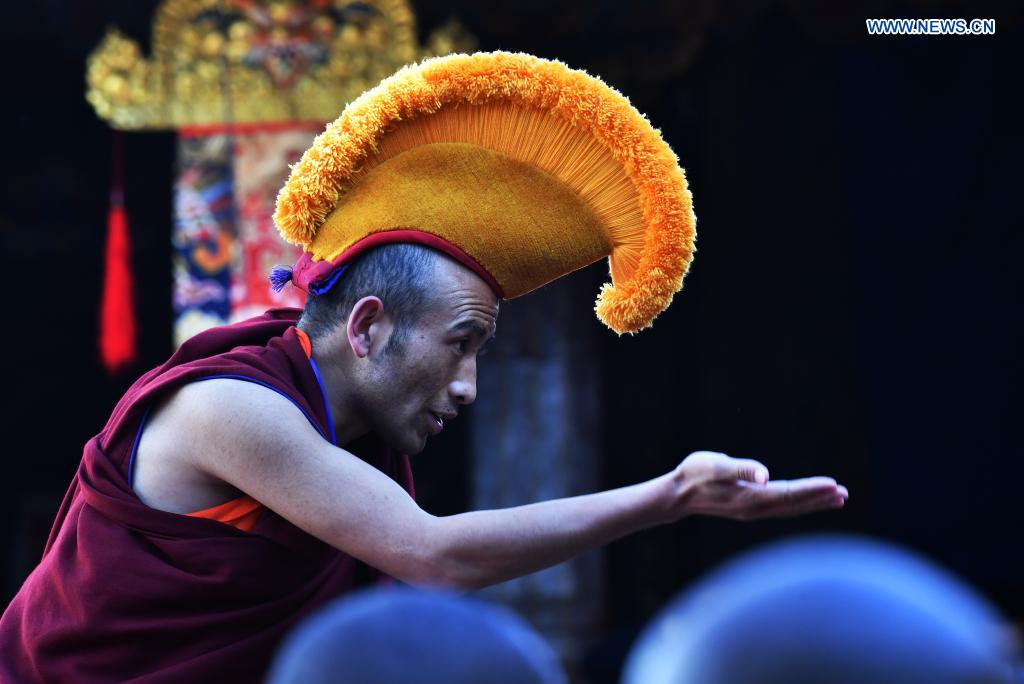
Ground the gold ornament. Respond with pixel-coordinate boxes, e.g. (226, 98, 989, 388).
(86, 0, 476, 130)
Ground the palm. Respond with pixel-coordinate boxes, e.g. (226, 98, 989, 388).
(676, 451, 848, 521)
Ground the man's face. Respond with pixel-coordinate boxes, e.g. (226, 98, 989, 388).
(359, 258, 499, 454)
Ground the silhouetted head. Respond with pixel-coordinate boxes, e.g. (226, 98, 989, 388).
(623, 534, 1020, 684)
(267, 587, 565, 684)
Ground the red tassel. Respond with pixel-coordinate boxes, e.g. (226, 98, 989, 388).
(100, 133, 137, 374)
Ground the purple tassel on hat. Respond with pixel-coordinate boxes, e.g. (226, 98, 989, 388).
(268, 265, 294, 293)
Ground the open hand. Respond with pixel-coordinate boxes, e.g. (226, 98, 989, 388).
(667, 451, 848, 522)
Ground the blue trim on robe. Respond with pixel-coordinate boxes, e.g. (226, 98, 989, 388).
(126, 371, 338, 487)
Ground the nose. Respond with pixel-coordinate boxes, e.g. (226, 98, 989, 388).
(449, 357, 477, 405)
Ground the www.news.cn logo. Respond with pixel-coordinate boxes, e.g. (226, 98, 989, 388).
(866, 18, 996, 36)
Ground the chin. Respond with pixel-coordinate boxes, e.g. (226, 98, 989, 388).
(405, 432, 429, 455)
(380, 427, 427, 456)
(366, 414, 425, 455)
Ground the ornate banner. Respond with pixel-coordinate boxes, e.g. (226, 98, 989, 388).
(229, 128, 316, 322)
(172, 135, 235, 344)
(172, 130, 318, 343)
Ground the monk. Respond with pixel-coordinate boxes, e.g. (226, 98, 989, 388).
(0, 244, 847, 683)
(3, 49, 851, 682)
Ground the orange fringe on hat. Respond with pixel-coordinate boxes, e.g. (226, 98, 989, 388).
(275, 51, 696, 334)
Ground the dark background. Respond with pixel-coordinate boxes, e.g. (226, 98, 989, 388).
(2, 1, 1021, 680)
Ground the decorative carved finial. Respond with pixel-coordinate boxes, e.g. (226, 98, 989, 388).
(86, 0, 476, 130)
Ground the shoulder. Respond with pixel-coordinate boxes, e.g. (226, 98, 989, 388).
(150, 378, 324, 457)
(165, 377, 297, 417)
(139, 379, 427, 576)
(134, 379, 324, 512)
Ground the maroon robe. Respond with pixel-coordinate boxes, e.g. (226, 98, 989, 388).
(0, 308, 414, 683)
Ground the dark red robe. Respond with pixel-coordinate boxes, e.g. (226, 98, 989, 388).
(0, 308, 414, 683)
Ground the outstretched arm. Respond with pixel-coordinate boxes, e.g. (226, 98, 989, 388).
(435, 452, 845, 588)
(165, 380, 847, 590)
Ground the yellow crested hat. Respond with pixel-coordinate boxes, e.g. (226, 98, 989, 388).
(273, 51, 696, 334)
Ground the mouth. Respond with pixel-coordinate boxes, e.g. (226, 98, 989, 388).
(427, 411, 444, 435)
(427, 410, 455, 435)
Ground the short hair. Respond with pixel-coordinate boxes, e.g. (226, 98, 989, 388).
(298, 243, 442, 355)
(623, 534, 1019, 684)
(266, 587, 566, 684)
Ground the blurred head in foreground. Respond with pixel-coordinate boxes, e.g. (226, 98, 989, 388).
(622, 534, 1020, 684)
(267, 587, 566, 684)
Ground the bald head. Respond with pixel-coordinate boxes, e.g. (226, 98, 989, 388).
(267, 588, 565, 684)
(623, 535, 1019, 684)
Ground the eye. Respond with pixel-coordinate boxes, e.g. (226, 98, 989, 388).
(452, 339, 470, 355)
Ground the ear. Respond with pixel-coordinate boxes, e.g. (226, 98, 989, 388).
(346, 296, 389, 359)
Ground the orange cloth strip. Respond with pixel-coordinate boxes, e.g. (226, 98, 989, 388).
(187, 495, 263, 533)
(295, 327, 312, 358)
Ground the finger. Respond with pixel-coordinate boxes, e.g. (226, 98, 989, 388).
(779, 477, 839, 496)
(756, 489, 847, 519)
(791, 476, 848, 500)
(786, 491, 846, 515)
(740, 479, 841, 509)
(730, 458, 770, 485)
(744, 478, 835, 497)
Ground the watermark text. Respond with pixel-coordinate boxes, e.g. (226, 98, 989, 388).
(866, 18, 996, 36)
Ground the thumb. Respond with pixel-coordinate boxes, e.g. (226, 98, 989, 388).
(732, 458, 769, 484)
